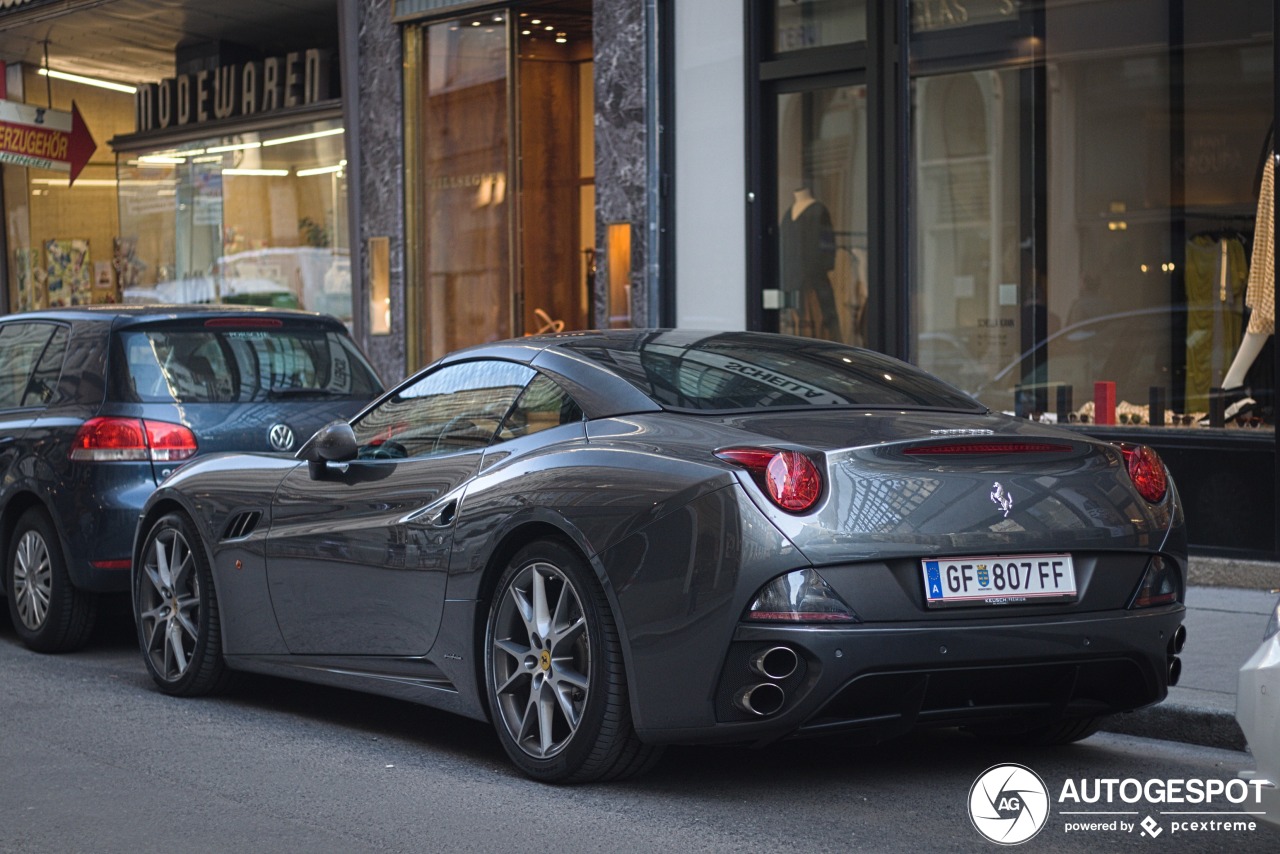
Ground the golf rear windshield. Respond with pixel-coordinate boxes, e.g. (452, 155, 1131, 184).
(113, 323, 381, 404)
(563, 332, 983, 412)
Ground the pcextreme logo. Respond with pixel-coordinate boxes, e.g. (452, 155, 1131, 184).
(968, 764, 1271, 845)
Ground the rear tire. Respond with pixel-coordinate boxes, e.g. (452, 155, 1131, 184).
(969, 715, 1103, 746)
(134, 512, 232, 696)
(483, 539, 662, 782)
(6, 507, 97, 652)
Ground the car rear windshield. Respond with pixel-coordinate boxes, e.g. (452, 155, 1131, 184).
(112, 321, 382, 404)
(562, 332, 983, 412)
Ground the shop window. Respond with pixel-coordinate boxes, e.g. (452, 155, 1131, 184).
(115, 117, 351, 324)
(909, 0, 1275, 432)
(4, 68, 135, 312)
(774, 85, 869, 347)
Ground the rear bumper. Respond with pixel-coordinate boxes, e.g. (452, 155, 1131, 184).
(635, 606, 1184, 744)
(57, 465, 155, 593)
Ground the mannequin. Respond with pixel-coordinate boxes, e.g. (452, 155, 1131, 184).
(1216, 146, 1276, 419)
(779, 187, 840, 340)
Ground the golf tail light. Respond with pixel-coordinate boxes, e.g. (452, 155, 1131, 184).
(1118, 443, 1167, 503)
(746, 568, 858, 623)
(1129, 555, 1180, 609)
(70, 417, 197, 462)
(716, 447, 823, 513)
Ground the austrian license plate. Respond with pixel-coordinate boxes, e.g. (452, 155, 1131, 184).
(921, 554, 1076, 608)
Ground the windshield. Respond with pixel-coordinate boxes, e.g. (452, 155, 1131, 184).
(563, 331, 982, 412)
(113, 322, 382, 404)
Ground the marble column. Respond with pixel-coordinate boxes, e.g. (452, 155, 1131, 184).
(594, 0, 654, 328)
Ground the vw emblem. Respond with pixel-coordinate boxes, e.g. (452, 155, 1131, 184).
(990, 481, 1013, 518)
(268, 423, 296, 452)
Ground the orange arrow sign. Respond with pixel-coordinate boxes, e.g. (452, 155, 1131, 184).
(0, 98, 98, 184)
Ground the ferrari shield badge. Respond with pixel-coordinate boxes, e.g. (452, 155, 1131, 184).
(990, 481, 1013, 517)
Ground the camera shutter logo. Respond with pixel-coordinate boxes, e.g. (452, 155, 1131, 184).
(968, 763, 1050, 845)
(269, 423, 296, 452)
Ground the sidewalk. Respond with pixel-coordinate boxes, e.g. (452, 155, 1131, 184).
(1099, 557, 1280, 751)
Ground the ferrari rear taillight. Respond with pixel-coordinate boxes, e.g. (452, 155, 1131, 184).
(1118, 443, 1167, 503)
(746, 568, 858, 623)
(1129, 555, 1180, 608)
(716, 447, 823, 513)
(69, 417, 197, 462)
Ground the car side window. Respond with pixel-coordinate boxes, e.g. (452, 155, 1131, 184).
(22, 326, 68, 407)
(0, 322, 60, 410)
(496, 373, 583, 442)
(353, 360, 536, 460)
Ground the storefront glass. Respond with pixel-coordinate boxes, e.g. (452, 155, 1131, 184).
(773, 0, 866, 54)
(115, 116, 351, 323)
(4, 70, 135, 312)
(775, 85, 869, 346)
(909, 0, 1275, 431)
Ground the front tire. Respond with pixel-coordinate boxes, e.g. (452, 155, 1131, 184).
(484, 539, 660, 783)
(134, 512, 231, 696)
(6, 507, 97, 652)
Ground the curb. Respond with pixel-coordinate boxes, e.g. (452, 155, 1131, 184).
(1188, 556, 1280, 591)
(1099, 702, 1247, 752)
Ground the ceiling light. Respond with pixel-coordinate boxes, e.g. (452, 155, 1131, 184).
(138, 155, 185, 165)
(296, 164, 344, 177)
(30, 177, 119, 187)
(205, 141, 261, 153)
(261, 127, 344, 147)
(223, 168, 289, 176)
(38, 67, 136, 94)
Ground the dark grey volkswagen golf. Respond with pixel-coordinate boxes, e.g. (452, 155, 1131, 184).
(0, 305, 382, 652)
(130, 329, 1186, 783)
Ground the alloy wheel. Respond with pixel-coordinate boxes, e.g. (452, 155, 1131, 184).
(12, 530, 53, 631)
(138, 526, 201, 682)
(490, 560, 591, 759)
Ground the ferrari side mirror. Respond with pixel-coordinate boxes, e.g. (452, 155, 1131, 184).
(296, 420, 358, 478)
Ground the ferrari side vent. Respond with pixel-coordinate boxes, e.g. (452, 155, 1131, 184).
(221, 510, 262, 541)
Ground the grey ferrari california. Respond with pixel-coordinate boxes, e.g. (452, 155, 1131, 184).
(130, 330, 1187, 782)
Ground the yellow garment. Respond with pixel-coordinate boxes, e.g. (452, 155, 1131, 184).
(1248, 154, 1276, 335)
(1184, 235, 1246, 410)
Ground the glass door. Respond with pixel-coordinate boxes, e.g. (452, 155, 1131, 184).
(410, 3, 594, 369)
(416, 15, 514, 365)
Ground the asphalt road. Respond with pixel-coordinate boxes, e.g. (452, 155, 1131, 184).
(2, 603, 1279, 854)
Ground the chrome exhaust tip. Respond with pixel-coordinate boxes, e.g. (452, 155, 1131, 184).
(1168, 656, 1182, 687)
(749, 646, 799, 681)
(1171, 625, 1187, 655)
(733, 682, 786, 716)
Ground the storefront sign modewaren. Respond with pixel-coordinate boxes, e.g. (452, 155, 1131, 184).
(0, 99, 96, 183)
(134, 48, 332, 133)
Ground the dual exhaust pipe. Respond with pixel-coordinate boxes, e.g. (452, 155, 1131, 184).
(733, 646, 799, 717)
(1167, 624, 1187, 687)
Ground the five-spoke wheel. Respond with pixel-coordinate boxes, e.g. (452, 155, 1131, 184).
(484, 539, 660, 782)
(135, 512, 230, 695)
(5, 507, 96, 652)
(489, 558, 592, 760)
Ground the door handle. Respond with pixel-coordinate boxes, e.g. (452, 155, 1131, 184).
(403, 497, 457, 527)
